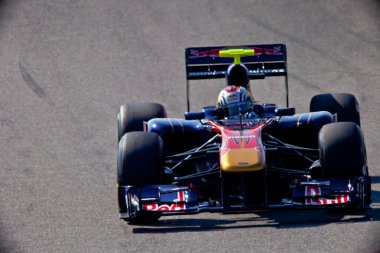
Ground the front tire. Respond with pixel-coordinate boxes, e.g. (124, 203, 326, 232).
(318, 122, 370, 209)
(117, 132, 163, 223)
(319, 122, 366, 177)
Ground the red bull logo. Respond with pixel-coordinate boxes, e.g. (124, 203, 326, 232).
(252, 46, 283, 56)
(189, 49, 220, 58)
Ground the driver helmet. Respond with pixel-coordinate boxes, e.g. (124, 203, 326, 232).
(217, 86, 252, 118)
(226, 64, 250, 88)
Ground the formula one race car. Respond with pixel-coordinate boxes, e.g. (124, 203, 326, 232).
(116, 44, 371, 223)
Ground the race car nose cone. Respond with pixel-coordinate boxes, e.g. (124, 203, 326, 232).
(220, 148, 265, 172)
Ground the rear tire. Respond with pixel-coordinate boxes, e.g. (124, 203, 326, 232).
(118, 102, 166, 141)
(310, 93, 360, 126)
(117, 132, 163, 223)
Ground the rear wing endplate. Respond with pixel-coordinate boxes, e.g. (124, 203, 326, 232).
(185, 44, 288, 111)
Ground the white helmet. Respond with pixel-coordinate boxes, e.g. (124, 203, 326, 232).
(217, 86, 252, 118)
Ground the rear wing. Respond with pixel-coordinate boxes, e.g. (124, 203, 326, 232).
(185, 44, 288, 111)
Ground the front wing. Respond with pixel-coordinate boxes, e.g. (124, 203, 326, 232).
(118, 177, 366, 219)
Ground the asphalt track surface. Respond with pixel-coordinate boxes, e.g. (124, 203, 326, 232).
(0, 0, 380, 252)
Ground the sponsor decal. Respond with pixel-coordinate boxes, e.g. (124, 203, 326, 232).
(252, 46, 283, 56)
(142, 191, 187, 211)
(228, 135, 256, 144)
(142, 203, 185, 211)
(223, 129, 261, 148)
(189, 49, 220, 58)
(219, 127, 263, 156)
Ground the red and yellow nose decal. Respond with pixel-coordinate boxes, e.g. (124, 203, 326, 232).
(220, 128, 265, 172)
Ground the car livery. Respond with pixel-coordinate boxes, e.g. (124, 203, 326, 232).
(116, 44, 371, 223)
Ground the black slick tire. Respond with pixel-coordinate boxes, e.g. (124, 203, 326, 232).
(319, 122, 366, 178)
(117, 132, 163, 223)
(319, 122, 371, 209)
(117, 102, 166, 141)
(310, 93, 360, 126)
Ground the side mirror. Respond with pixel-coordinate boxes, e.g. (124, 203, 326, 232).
(275, 108, 295, 116)
(185, 112, 205, 120)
